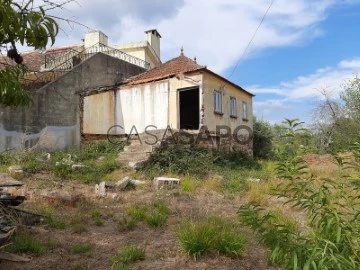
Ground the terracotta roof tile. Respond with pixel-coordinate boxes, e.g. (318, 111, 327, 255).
(126, 53, 205, 85)
(0, 45, 82, 72)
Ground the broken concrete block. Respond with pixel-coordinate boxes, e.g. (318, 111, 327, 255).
(95, 181, 106, 197)
(71, 164, 89, 170)
(154, 177, 180, 190)
(115, 177, 131, 190)
(42, 190, 82, 207)
(128, 160, 147, 170)
(246, 178, 261, 183)
(8, 165, 24, 178)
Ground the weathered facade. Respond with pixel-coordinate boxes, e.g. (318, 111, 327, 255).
(81, 53, 254, 154)
(0, 53, 145, 152)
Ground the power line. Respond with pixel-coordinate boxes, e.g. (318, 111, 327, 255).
(227, 0, 275, 79)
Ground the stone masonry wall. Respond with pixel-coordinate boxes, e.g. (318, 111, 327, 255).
(0, 53, 145, 152)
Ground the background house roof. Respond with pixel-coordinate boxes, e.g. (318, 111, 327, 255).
(126, 51, 204, 85)
(0, 45, 81, 72)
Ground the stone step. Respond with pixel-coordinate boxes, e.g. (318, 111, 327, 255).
(123, 144, 153, 153)
(117, 152, 150, 163)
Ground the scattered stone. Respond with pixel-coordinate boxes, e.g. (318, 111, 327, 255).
(0, 173, 23, 187)
(213, 174, 224, 180)
(98, 182, 106, 197)
(128, 160, 147, 170)
(55, 154, 74, 166)
(71, 164, 89, 170)
(154, 177, 180, 190)
(8, 166, 24, 177)
(42, 190, 82, 207)
(0, 252, 31, 262)
(130, 179, 146, 186)
(110, 193, 120, 201)
(115, 177, 131, 190)
(247, 178, 261, 183)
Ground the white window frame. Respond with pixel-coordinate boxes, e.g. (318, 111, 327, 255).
(230, 97, 237, 117)
(242, 101, 248, 120)
(214, 90, 222, 114)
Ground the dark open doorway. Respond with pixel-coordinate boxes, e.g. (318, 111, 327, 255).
(179, 87, 199, 130)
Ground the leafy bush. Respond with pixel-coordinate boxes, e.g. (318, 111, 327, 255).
(253, 117, 274, 159)
(147, 144, 213, 175)
(213, 151, 260, 169)
(238, 138, 360, 269)
(146, 143, 259, 176)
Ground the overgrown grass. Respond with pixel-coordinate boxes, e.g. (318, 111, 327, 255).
(70, 243, 94, 254)
(180, 175, 198, 192)
(126, 205, 148, 222)
(37, 207, 66, 229)
(71, 222, 88, 234)
(5, 234, 48, 254)
(238, 139, 360, 269)
(122, 200, 169, 229)
(177, 217, 246, 259)
(111, 245, 145, 269)
(0, 140, 126, 184)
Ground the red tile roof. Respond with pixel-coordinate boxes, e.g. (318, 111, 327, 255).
(126, 53, 204, 85)
(0, 45, 82, 72)
(125, 52, 254, 96)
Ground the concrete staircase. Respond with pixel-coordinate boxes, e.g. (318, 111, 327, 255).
(116, 130, 167, 169)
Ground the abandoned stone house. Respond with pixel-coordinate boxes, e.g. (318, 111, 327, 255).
(0, 29, 254, 154)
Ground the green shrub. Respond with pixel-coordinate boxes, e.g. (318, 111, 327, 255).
(215, 224, 246, 257)
(145, 212, 167, 228)
(147, 144, 213, 175)
(111, 245, 145, 268)
(181, 176, 198, 192)
(127, 205, 148, 222)
(151, 200, 170, 215)
(213, 151, 260, 170)
(38, 207, 66, 229)
(253, 117, 274, 159)
(117, 217, 138, 232)
(239, 141, 360, 269)
(6, 234, 47, 254)
(177, 217, 245, 259)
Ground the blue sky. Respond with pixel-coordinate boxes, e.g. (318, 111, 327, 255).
(35, 0, 360, 125)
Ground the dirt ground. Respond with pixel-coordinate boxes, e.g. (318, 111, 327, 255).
(0, 172, 279, 270)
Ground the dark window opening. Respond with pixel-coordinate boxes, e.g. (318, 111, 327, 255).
(179, 88, 200, 130)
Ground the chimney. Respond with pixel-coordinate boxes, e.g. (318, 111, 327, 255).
(145, 29, 161, 60)
(84, 30, 108, 48)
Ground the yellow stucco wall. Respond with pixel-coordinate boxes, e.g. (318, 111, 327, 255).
(201, 71, 253, 133)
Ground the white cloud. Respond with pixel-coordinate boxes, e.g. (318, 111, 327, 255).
(45, 0, 357, 73)
(338, 59, 360, 69)
(251, 57, 360, 123)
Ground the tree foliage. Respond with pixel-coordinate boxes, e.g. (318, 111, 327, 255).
(312, 77, 360, 154)
(341, 75, 360, 121)
(253, 117, 274, 159)
(0, 0, 61, 107)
